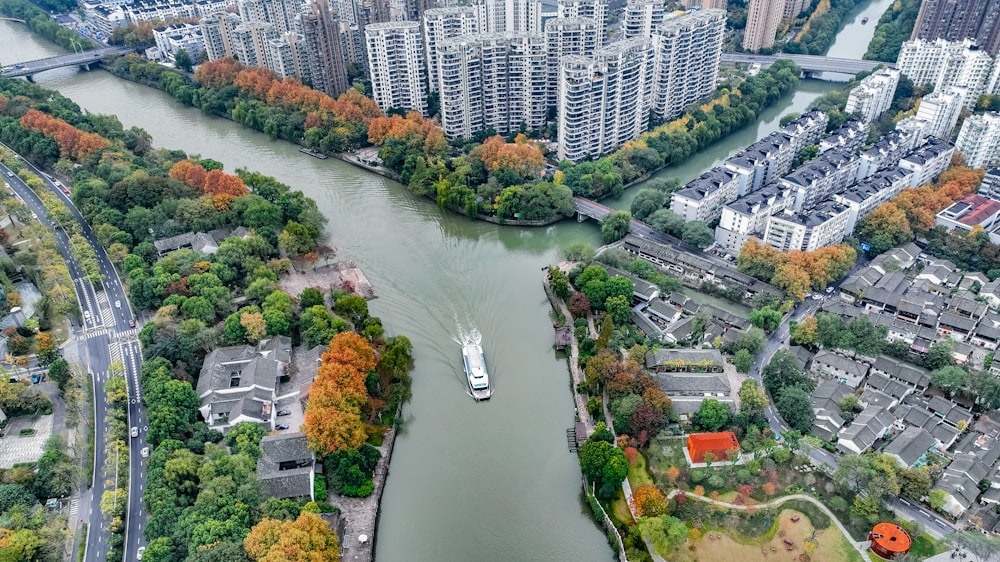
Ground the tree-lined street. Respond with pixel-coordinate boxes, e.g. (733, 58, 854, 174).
(1, 145, 146, 562)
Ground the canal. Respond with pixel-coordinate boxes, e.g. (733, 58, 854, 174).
(0, 1, 893, 558)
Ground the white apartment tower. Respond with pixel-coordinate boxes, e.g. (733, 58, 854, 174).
(266, 34, 311, 80)
(233, 21, 278, 67)
(897, 86, 966, 141)
(556, 0, 607, 45)
(366, 21, 428, 114)
(623, 0, 665, 39)
(438, 32, 548, 139)
(476, 0, 542, 33)
(845, 68, 901, 122)
(558, 38, 654, 162)
(897, 39, 995, 106)
(743, 0, 786, 52)
(544, 17, 599, 108)
(423, 7, 479, 93)
(651, 9, 725, 122)
(956, 111, 1000, 169)
(200, 12, 242, 60)
(239, 0, 300, 34)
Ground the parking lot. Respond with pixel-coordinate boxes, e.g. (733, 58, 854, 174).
(0, 414, 53, 468)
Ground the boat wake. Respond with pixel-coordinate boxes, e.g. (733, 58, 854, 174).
(453, 323, 482, 348)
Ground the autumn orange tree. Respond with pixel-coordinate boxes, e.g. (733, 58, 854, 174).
(737, 238, 856, 301)
(367, 112, 447, 157)
(856, 160, 984, 255)
(302, 332, 377, 454)
(244, 512, 340, 562)
(169, 160, 248, 197)
(20, 109, 111, 160)
(630, 484, 669, 517)
(470, 134, 546, 180)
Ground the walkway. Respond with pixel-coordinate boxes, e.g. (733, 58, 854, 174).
(663, 490, 870, 559)
(335, 424, 398, 562)
(543, 273, 594, 437)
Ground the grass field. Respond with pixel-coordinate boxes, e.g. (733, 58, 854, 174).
(681, 509, 863, 562)
(629, 451, 656, 488)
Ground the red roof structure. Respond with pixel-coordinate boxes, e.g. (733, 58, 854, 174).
(869, 522, 911, 559)
(687, 432, 740, 463)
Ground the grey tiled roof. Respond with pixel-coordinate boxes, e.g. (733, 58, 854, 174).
(653, 373, 731, 394)
(883, 426, 936, 467)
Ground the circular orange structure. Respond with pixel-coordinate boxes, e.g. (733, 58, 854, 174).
(869, 522, 911, 559)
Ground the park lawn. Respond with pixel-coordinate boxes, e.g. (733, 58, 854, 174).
(609, 488, 633, 526)
(645, 435, 688, 483)
(908, 532, 945, 559)
(628, 451, 655, 489)
(683, 509, 861, 562)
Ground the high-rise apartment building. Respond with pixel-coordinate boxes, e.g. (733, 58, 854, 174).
(438, 32, 547, 139)
(623, 0, 664, 39)
(556, 0, 607, 45)
(476, 0, 542, 33)
(544, 17, 598, 108)
(200, 12, 242, 60)
(782, 0, 806, 19)
(912, 0, 1000, 56)
(896, 39, 995, 106)
(365, 21, 427, 114)
(301, 0, 350, 97)
(558, 38, 654, 162)
(763, 201, 851, 252)
(651, 8, 725, 121)
(956, 111, 1000, 168)
(266, 33, 311, 80)
(743, 0, 786, 52)
(682, 0, 727, 9)
(845, 68, 900, 122)
(239, 0, 300, 34)
(233, 21, 278, 67)
(896, 86, 966, 142)
(423, 7, 479, 92)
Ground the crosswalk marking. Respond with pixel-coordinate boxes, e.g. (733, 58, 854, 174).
(110, 342, 122, 364)
(66, 497, 78, 518)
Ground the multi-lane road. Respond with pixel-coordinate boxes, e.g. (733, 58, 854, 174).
(1, 147, 147, 561)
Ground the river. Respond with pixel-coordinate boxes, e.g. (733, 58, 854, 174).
(0, 1, 891, 559)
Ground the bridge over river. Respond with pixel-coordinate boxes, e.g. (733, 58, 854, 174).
(2, 46, 133, 79)
(721, 52, 889, 77)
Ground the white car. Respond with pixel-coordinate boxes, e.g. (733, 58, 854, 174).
(115, 300, 121, 309)
(130, 427, 138, 438)
(140, 447, 149, 458)
(137, 547, 145, 560)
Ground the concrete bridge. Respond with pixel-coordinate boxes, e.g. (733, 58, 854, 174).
(575, 197, 686, 247)
(722, 52, 889, 78)
(0, 16, 26, 22)
(2, 46, 133, 80)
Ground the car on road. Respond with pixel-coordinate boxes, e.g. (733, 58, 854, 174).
(115, 300, 121, 308)
(131, 427, 138, 438)
(277, 409, 291, 416)
(5, 171, 12, 177)
(61, 187, 69, 194)
(275, 424, 289, 430)
(137, 547, 145, 560)
(129, 319, 136, 328)
(140, 447, 149, 458)
(811, 294, 823, 301)
(826, 287, 835, 294)
(31, 374, 42, 384)
(31, 213, 37, 220)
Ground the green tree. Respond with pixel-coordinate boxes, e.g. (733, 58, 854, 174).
(630, 189, 666, 221)
(763, 349, 812, 397)
(647, 209, 684, 236)
(775, 386, 814, 433)
(173, 48, 193, 72)
(680, 221, 714, 248)
(748, 306, 782, 332)
(733, 349, 753, 373)
(299, 288, 325, 308)
(333, 294, 368, 324)
(46, 358, 71, 391)
(898, 467, 932, 499)
(0, 484, 37, 513)
(930, 365, 968, 397)
(695, 399, 729, 431)
(563, 243, 596, 262)
(601, 211, 632, 243)
(738, 379, 768, 422)
(605, 295, 631, 324)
